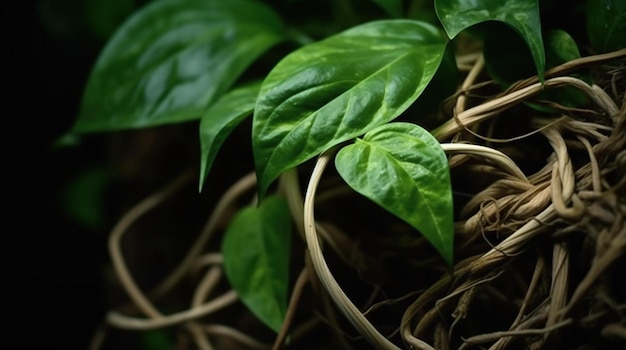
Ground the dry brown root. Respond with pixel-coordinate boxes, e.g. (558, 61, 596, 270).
(396, 51, 626, 349)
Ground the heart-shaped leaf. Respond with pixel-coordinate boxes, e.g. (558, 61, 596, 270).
(335, 122, 453, 266)
(199, 82, 261, 192)
(221, 195, 292, 333)
(253, 19, 448, 199)
(435, 0, 545, 80)
(74, 0, 285, 133)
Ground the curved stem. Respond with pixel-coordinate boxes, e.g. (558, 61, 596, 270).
(441, 143, 528, 182)
(303, 149, 404, 350)
(109, 168, 194, 319)
(151, 172, 256, 299)
(272, 268, 309, 350)
(107, 290, 238, 330)
(455, 54, 484, 115)
(433, 76, 621, 141)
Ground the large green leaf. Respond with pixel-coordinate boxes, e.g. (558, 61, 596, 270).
(199, 82, 261, 192)
(74, 0, 285, 133)
(586, 0, 626, 53)
(221, 195, 292, 333)
(253, 19, 448, 199)
(435, 0, 545, 80)
(335, 122, 454, 266)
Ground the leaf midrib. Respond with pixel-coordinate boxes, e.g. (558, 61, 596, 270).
(360, 136, 445, 244)
(263, 44, 440, 182)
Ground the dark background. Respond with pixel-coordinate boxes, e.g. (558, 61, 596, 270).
(8, 1, 119, 348)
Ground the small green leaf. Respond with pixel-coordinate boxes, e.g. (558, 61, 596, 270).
(140, 329, 175, 350)
(75, 0, 285, 133)
(484, 28, 589, 109)
(199, 82, 261, 192)
(335, 122, 454, 266)
(435, 0, 545, 80)
(370, 0, 404, 18)
(542, 29, 589, 108)
(253, 19, 448, 199)
(545, 29, 582, 68)
(62, 166, 109, 229)
(222, 195, 292, 333)
(586, 0, 626, 53)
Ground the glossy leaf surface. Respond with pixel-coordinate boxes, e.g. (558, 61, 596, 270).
(199, 82, 261, 191)
(586, 0, 626, 53)
(222, 195, 292, 333)
(75, 0, 285, 133)
(253, 20, 448, 198)
(335, 122, 454, 266)
(435, 0, 545, 79)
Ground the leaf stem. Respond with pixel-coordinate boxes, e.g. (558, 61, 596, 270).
(432, 76, 620, 141)
(440, 143, 528, 182)
(303, 148, 406, 350)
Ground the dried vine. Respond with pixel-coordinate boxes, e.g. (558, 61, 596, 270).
(91, 47, 626, 350)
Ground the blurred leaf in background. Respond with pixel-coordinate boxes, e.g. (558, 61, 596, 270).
(38, 0, 141, 43)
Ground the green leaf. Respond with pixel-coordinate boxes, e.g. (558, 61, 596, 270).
(74, 0, 286, 133)
(140, 329, 175, 350)
(484, 28, 589, 109)
(335, 122, 454, 266)
(253, 19, 448, 199)
(545, 29, 582, 68)
(435, 0, 545, 80)
(199, 81, 261, 192)
(370, 0, 404, 18)
(542, 29, 589, 108)
(61, 166, 109, 229)
(221, 195, 292, 333)
(586, 0, 626, 53)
